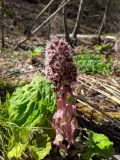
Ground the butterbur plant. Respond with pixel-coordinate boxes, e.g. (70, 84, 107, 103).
(45, 35, 79, 154)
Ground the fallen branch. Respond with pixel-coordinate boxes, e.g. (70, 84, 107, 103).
(56, 34, 116, 41)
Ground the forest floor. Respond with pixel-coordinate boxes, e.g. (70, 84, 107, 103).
(0, 41, 120, 155)
(0, 1, 120, 159)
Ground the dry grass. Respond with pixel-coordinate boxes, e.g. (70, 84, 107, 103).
(74, 74, 120, 140)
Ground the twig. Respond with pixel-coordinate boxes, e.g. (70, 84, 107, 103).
(97, 0, 110, 44)
(72, 0, 85, 45)
(31, 0, 71, 35)
(15, 0, 71, 49)
(78, 76, 120, 104)
(26, 0, 55, 36)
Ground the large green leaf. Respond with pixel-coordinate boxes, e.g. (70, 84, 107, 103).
(7, 127, 29, 159)
(8, 76, 56, 127)
(29, 132, 52, 160)
(82, 131, 113, 160)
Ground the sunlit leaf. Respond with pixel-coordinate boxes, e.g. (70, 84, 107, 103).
(8, 76, 56, 127)
(7, 127, 29, 159)
(82, 131, 113, 160)
(29, 47, 44, 57)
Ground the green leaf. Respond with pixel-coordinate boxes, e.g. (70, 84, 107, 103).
(7, 127, 29, 159)
(8, 76, 56, 127)
(29, 132, 52, 160)
(82, 131, 113, 160)
(29, 47, 44, 57)
(94, 44, 110, 53)
(74, 54, 111, 75)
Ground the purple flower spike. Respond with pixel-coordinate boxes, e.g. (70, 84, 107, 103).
(45, 35, 77, 90)
(45, 35, 79, 154)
